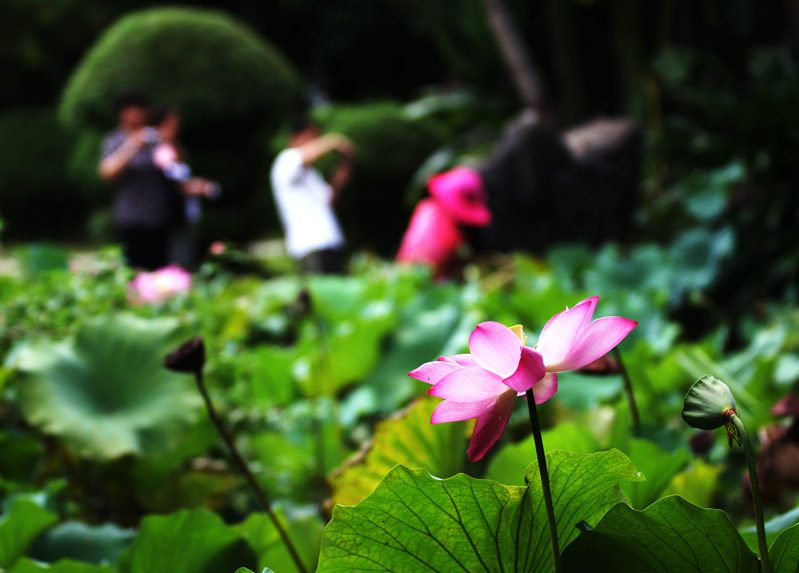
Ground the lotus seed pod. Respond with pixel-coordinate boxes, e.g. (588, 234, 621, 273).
(682, 375, 737, 430)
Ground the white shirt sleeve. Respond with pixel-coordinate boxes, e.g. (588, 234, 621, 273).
(271, 148, 305, 187)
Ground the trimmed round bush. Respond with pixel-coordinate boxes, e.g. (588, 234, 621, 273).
(314, 102, 447, 255)
(59, 6, 300, 131)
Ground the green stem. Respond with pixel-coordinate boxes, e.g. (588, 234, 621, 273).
(730, 414, 771, 573)
(614, 348, 640, 432)
(194, 370, 308, 573)
(525, 389, 562, 573)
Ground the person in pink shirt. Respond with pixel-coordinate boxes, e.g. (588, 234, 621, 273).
(396, 166, 492, 277)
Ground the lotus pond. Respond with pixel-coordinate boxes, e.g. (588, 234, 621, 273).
(1, 240, 798, 572)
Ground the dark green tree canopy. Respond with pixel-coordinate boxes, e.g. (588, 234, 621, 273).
(59, 6, 300, 131)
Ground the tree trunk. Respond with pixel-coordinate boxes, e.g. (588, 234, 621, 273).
(480, 0, 546, 110)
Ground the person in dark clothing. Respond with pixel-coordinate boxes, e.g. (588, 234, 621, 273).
(98, 91, 183, 270)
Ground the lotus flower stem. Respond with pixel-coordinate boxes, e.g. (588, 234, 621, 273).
(614, 348, 640, 431)
(525, 389, 562, 573)
(729, 413, 771, 573)
(194, 369, 308, 573)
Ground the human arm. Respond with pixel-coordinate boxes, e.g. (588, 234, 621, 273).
(98, 130, 147, 180)
(329, 156, 354, 201)
(181, 177, 219, 197)
(296, 133, 354, 166)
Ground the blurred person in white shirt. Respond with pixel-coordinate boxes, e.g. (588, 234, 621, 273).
(270, 116, 354, 274)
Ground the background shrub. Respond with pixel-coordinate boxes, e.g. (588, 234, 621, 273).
(0, 108, 85, 240)
(59, 6, 300, 130)
(313, 102, 448, 255)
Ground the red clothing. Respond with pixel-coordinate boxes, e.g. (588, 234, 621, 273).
(396, 198, 463, 274)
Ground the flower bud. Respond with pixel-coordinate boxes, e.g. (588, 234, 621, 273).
(681, 375, 737, 430)
(164, 336, 205, 373)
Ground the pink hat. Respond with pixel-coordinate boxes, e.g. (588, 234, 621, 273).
(428, 166, 492, 226)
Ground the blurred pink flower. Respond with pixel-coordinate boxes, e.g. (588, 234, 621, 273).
(209, 241, 226, 256)
(409, 297, 637, 461)
(129, 265, 191, 304)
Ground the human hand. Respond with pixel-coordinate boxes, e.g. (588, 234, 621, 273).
(183, 178, 210, 196)
(332, 134, 355, 156)
(129, 127, 158, 148)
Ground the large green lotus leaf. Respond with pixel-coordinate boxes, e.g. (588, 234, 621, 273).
(561, 496, 759, 572)
(340, 284, 462, 420)
(125, 417, 228, 513)
(9, 557, 115, 572)
(229, 345, 297, 409)
(620, 438, 689, 509)
(0, 497, 58, 568)
(28, 521, 134, 565)
(247, 431, 316, 502)
(293, 275, 398, 396)
(555, 372, 623, 410)
(234, 511, 323, 573)
(484, 422, 600, 485)
(770, 522, 799, 572)
(117, 508, 257, 573)
(10, 314, 202, 461)
(328, 398, 466, 508)
(318, 449, 642, 572)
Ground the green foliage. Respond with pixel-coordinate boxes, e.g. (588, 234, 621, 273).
(562, 497, 760, 572)
(620, 439, 689, 509)
(59, 7, 299, 131)
(8, 558, 115, 572)
(484, 422, 600, 485)
(318, 450, 643, 572)
(8, 313, 202, 461)
(313, 102, 448, 254)
(741, 502, 799, 554)
(28, 522, 135, 566)
(1, 244, 798, 569)
(0, 109, 85, 239)
(235, 511, 323, 573)
(652, 47, 799, 313)
(12, 244, 69, 276)
(0, 498, 58, 569)
(0, 250, 132, 355)
(770, 523, 799, 572)
(329, 398, 467, 508)
(340, 280, 464, 419)
(117, 508, 258, 573)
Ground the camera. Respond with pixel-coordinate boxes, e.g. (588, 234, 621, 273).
(141, 127, 160, 144)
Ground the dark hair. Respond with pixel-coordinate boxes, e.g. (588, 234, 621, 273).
(151, 106, 178, 126)
(290, 113, 315, 135)
(113, 90, 151, 114)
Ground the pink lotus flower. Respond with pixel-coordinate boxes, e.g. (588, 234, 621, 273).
(409, 296, 637, 461)
(129, 265, 192, 304)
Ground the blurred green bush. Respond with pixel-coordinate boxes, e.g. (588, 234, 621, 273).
(313, 102, 448, 255)
(0, 108, 87, 240)
(59, 6, 299, 131)
(59, 6, 302, 242)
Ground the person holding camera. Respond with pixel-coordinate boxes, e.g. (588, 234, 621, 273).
(270, 115, 355, 274)
(99, 90, 185, 270)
